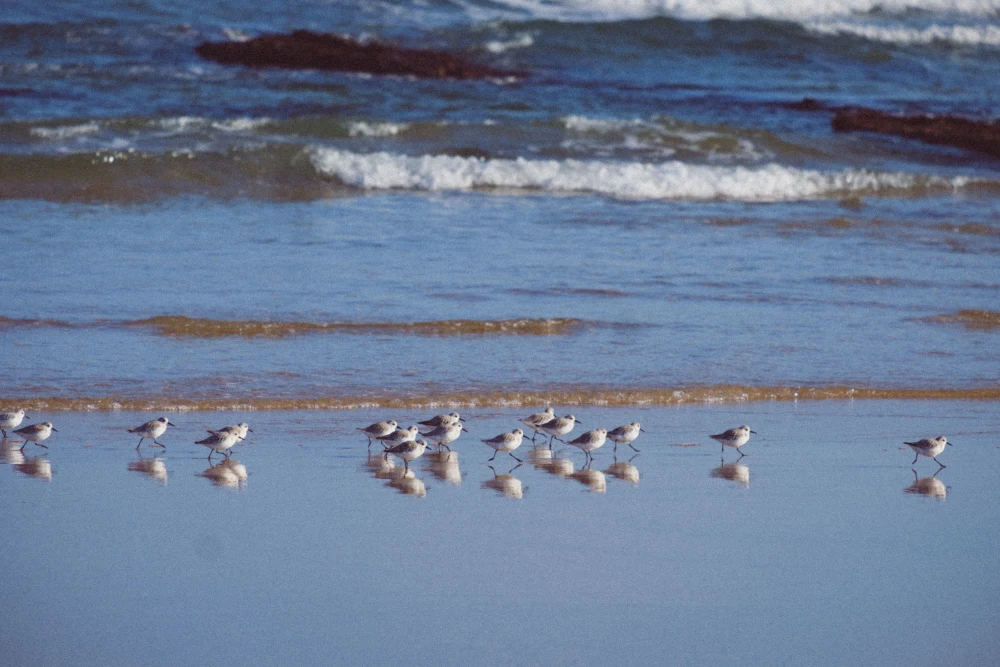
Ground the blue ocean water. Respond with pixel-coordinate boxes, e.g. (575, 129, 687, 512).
(0, 0, 998, 403)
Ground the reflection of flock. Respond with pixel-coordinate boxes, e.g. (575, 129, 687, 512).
(0, 407, 954, 500)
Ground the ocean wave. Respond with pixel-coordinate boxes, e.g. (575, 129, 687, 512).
(918, 310, 1000, 330)
(0, 315, 593, 337)
(806, 20, 1000, 45)
(347, 121, 410, 137)
(310, 148, 974, 201)
(29, 122, 101, 140)
(5, 385, 999, 411)
(481, 0, 1000, 22)
(485, 32, 536, 53)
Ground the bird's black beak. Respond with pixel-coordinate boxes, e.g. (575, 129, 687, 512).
(248, 428, 254, 433)
(51, 427, 59, 432)
(750, 430, 757, 434)
(947, 442, 953, 446)
(461, 427, 469, 432)
(639, 428, 646, 433)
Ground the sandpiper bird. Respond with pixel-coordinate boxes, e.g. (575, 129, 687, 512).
(710, 425, 755, 458)
(418, 412, 461, 428)
(420, 421, 467, 451)
(0, 409, 28, 438)
(482, 428, 525, 463)
(383, 439, 429, 473)
(208, 422, 252, 441)
(13, 421, 57, 451)
(358, 420, 398, 448)
(607, 422, 645, 453)
(538, 415, 580, 449)
(904, 436, 951, 467)
(196, 430, 240, 460)
(128, 417, 174, 450)
(377, 425, 420, 449)
(519, 407, 554, 441)
(567, 427, 608, 465)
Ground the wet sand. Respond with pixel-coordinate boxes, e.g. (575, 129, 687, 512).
(1, 400, 997, 665)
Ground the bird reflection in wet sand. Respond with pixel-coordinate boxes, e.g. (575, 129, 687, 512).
(529, 445, 575, 478)
(386, 469, 427, 497)
(14, 456, 52, 481)
(570, 468, 607, 493)
(198, 459, 248, 489)
(905, 469, 947, 500)
(129, 455, 168, 485)
(482, 464, 523, 499)
(710, 459, 750, 488)
(364, 451, 399, 480)
(604, 455, 640, 486)
(1, 440, 26, 465)
(423, 450, 462, 486)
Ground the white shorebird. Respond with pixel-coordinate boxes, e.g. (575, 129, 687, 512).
(358, 420, 398, 447)
(420, 421, 467, 451)
(538, 414, 580, 448)
(418, 412, 461, 428)
(607, 422, 645, 453)
(13, 421, 57, 451)
(904, 436, 951, 467)
(710, 425, 755, 458)
(208, 422, 252, 441)
(0, 409, 28, 438)
(519, 407, 554, 441)
(482, 428, 525, 463)
(377, 425, 420, 449)
(196, 430, 240, 460)
(567, 427, 607, 465)
(383, 439, 429, 473)
(128, 417, 174, 450)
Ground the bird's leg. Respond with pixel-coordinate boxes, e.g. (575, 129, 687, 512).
(510, 452, 522, 463)
(35, 442, 48, 449)
(488, 450, 498, 462)
(912, 452, 918, 465)
(934, 458, 946, 468)
(628, 442, 640, 453)
(136, 437, 144, 450)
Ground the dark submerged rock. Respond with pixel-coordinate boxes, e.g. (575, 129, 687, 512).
(832, 107, 1000, 158)
(195, 29, 517, 80)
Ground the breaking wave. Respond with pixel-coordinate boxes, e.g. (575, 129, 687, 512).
(310, 148, 974, 202)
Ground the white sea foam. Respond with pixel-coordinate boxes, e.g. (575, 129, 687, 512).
(30, 123, 101, 140)
(485, 33, 535, 54)
(478, 0, 1000, 22)
(347, 121, 410, 137)
(561, 115, 767, 160)
(310, 148, 972, 202)
(155, 117, 270, 133)
(806, 20, 1000, 45)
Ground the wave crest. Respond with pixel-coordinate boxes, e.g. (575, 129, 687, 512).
(310, 148, 972, 202)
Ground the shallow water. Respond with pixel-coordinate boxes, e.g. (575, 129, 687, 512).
(2, 2, 999, 662)
(1, 401, 997, 666)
